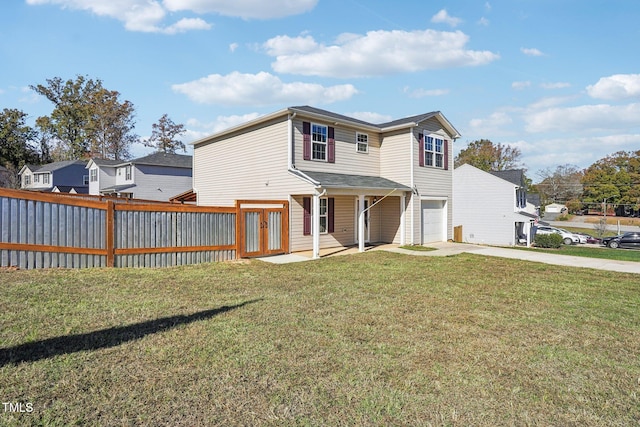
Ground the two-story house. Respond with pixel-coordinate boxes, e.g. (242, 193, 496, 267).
(86, 153, 193, 201)
(192, 105, 460, 258)
(453, 164, 537, 246)
(19, 160, 89, 193)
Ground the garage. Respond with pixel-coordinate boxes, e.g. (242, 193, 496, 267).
(421, 200, 445, 243)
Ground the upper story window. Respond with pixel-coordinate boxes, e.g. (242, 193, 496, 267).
(90, 168, 98, 182)
(83, 175, 89, 185)
(33, 174, 40, 183)
(312, 124, 327, 161)
(125, 165, 132, 180)
(356, 133, 368, 153)
(425, 135, 444, 168)
(24, 175, 31, 185)
(42, 174, 49, 184)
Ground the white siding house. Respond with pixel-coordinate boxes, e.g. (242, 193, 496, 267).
(453, 164, 536, 246)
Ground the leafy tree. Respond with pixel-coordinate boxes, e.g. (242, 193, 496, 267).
(86, 88, 137, 160)
(31, 75, 138, 161)
(535, 164, 583, 204)
(0, 108, 39, 168)
(144, 114, 186, 154)
(454, 139, 523, 171)
(582, 151, 640, 210)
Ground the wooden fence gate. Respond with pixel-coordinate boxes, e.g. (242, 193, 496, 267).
(236, 200, 289, 258)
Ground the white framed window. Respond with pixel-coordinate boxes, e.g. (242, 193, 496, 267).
(312, 123, 327, 161)
(34, 174, 39, 183)
(125, 165, 132, 180)
(356, 132, 368, 153)
(43, 174, 49, 184)
(83, 175, 89, 185)
(319, 197, 328, 234)
(425, 135, 444, 168)
(90, 168, 98, 182)
(24, 175, 31, 185)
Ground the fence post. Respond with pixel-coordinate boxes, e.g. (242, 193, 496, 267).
(106, 200, 115, 267)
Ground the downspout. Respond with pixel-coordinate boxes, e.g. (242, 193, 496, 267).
(358, 188, 398, 252)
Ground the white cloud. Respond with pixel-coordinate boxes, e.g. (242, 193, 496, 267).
(524, 103, 640, 133)
(346, 112, 393, 124)
(265, 30, 499, 78)
(540, 82, 570, 90)
(26, 0, 212, 33)
(477, 17, 490, 26)
(185, 113, 263, 139)
(512, 81, 531, 90)
(586, 74, 640, 100)
(263, 35, 319, 56)
(229, 43, 239, 52)
(431, 9, 462, 27)
(26, 0, 314, 32)
(404, 87, 449, 98)
(163, 0, 318, 19)
(172, 71, 358, 106)
(521, 47, 543, 56)
(467, 112, 513, 135)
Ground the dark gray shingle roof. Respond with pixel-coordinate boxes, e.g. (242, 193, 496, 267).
(489, 169, 525, 187)
(128, 153, 192, 168)
(297, 170, 411, 191)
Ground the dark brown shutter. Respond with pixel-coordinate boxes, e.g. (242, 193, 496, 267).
(303, 197, 311, 235)
(303, 122, 311, 161)
(444, 140, 449, 170)
(328, 197, 335, 233)
(418, 133, 424, 167)
(328, 126, 335, 163)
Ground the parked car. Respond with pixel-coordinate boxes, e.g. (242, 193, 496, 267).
(576, 233, 601, 244)
(602, 232, 640, 249)
(535, 226, 580, 245)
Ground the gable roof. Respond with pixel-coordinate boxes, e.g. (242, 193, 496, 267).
(489, 169, 525, 187)
(191, 105, 461, 146)
(87, 158, 122, 169)
(21, 160, 88, 174)
(117, 153, 192, 169)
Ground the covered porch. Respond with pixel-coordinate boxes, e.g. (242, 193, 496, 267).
(289, 170, 412, 259)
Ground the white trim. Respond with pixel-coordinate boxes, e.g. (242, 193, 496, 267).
(356, 132, 369, 153)
(311, 122, 328, 162)
(409, 127, 415, 245)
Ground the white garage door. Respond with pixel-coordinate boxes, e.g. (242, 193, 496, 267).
(422, 200, 445, 243)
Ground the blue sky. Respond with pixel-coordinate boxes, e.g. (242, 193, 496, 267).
(1, 0, 639, 181)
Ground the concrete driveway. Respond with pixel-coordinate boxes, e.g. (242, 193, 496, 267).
(260, 242, 640, 274)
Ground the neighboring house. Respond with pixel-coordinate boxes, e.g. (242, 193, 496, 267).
(19, 160, 89, 193)
(192, 105, 461, 258)
(86, 153, 192, 201)
(453, 164, 537, 246)
(545, 203, 567, 214)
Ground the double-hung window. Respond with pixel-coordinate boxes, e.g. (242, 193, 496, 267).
(125, 165, 132, 180)
(356, 132, 368, 153)
(43, 174, 49, 184)
(312, 124, 327, 161)
(34, 174, 40, 183)
(425, 136, 444, 168)
(318, 198, 328, 234)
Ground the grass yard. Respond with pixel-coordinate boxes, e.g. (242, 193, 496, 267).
(518, 244, 640, 262)
(1, 252, 639, 426)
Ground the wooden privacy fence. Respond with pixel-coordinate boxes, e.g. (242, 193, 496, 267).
(0, 188, 236, 269)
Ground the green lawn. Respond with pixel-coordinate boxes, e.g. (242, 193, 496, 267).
(519, 244, 640, 262)
(1, 252, 639, 426)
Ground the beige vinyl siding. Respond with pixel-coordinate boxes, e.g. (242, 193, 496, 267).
(412, 121, 454, 241)
(290, 195, 358, 252)
(194, 117, 310, 206)
(292, 119, 381, 176)
(379, 129, 412, 186)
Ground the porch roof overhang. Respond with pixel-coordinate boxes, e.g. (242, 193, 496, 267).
(296, 170, 411, 192)
(100, 184, 136, 193)
(509, 211, 539, 222)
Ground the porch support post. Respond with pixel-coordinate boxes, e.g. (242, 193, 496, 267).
(526, 221, 531, 247)
(400, 193, 406, 246)
(358, 195, 365, 252)
(312, 192, 321, 259)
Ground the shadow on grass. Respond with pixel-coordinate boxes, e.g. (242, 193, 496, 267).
(0, 299, 261, 367)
